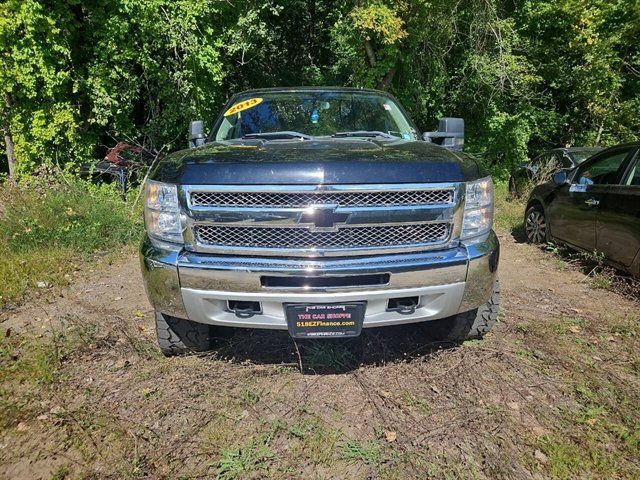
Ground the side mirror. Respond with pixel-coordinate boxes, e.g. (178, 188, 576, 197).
(189, 120, 206, 148)
(423, 117, 464, 151)
(552, 170, 568, 185)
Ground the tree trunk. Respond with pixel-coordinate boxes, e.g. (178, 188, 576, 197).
(4, 129, 17, 180)
(376, 65, 397, 91)
(364, 38, 376, 67)
(594, 120, 605, 146)
(2, 94, 17, 180)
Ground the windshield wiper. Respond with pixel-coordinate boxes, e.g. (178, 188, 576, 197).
(243, 131, 312, 141)
(332, 131, 398, 139)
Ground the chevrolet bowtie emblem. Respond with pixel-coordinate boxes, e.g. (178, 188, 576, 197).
(299, 207, 350, 231)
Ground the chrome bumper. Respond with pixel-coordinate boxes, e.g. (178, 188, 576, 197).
(140, 231, 499, 329)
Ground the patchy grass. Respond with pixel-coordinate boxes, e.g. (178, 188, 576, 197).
(0, 173, 141, 307)
(0, 318, 98, 429)
(493, 181, 525, 236)
(543, 243, 640, 300)
(340, 439, 382, 465)
(516, 308, 640, 479)
(214, 439, 274, 480)
(285, 414, 343, 466)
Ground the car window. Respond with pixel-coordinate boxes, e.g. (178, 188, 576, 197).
(574, 149, 633, 186)
(559, 153, 574, 169)
(625, 157, 640, 186)
(530, 154, 547, 169)
(213, 91, 416, 141)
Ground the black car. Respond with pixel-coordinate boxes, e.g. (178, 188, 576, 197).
(524, 142, 640, 276)
(509, 147, 602, 196)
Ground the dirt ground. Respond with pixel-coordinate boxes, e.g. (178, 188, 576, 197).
(1, 231, 638, 479)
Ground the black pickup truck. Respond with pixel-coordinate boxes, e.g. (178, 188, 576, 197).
(139, 87, 500, 355)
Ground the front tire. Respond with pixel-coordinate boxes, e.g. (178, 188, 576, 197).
(524, 204, 548, 244)
(428, 279, 500, 342)
(155, 312, 214, 356)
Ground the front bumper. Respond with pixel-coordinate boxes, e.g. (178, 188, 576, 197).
(140, 232, 499, 330)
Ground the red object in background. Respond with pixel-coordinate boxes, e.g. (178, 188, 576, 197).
(104, 142, 144, 167)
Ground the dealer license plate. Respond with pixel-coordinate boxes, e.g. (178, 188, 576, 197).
(285, 302, 366, 338)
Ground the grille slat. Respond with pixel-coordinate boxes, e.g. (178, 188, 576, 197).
(191, 189, 453, 208)
(195, 223, 450, 250)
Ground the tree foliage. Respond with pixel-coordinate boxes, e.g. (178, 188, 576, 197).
(1, 0, 638, 178)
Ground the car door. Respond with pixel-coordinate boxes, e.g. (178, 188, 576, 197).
(596, 148, 640, 269)
(547, 147, 635, 250)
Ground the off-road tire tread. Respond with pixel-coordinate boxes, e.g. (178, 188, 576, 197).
(466, 279, 500, 339)
(155, 312, 213, 356)
(429, 279, 500, 342)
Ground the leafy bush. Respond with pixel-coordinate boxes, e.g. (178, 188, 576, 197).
(0, 171, 142, 306)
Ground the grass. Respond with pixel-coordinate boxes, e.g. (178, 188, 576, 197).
(340, 439, 382, 465)
(493, 181, 525, 235)
(0, 317, 98, 431)
(284, 414, 343, 465)
(214, 439, 274, 480)
(0, 173, 142, 307)
(519, 308, 640, 479)
(301, 340, 358, 372)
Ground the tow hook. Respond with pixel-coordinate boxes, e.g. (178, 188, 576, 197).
(228, 301, 261, 318)
(387, 297, 419, 315)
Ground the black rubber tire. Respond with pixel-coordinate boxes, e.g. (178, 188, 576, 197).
(155, 312, 214, 356)
(524, 204, 549, 244)
(428, 279, 500, 342)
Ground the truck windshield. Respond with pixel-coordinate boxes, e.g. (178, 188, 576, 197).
(212, 91, 416, 141)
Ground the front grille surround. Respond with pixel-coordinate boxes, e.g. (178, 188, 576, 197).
(190, 189, 454, 208)
(195, 223, 450, 251)
(181, 183, 462, 257)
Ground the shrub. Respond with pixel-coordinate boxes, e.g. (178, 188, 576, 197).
(0, 170, 142, 306)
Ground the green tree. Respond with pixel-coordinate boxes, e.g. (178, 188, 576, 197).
(0, 0, 638, 178)
(0, 0, 79, 178)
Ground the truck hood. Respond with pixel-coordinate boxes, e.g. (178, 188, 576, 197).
(150, 138, 484, 185)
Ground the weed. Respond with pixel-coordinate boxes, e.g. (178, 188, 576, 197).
(50, 465, 71, 480)
(516, 348, 535, 360)
(514, 323, 529, 334)
(400, 391, 430, 415)
(214, 439, 273, 480)
(553, 316, 585, 335)
(340, 439, 381, 465)
(240, 387, 261, 406)
(285, 414, 342, 465)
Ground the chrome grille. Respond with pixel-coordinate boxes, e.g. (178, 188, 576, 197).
(195, 223, 450, 250)
(190, 189, 454, 208)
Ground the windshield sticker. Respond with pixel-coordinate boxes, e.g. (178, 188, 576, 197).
(569, 184, 587, 193)
(224, 97, 263, 116)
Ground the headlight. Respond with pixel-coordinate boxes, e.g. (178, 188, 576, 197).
(144, 180, 183, 243)
(461, 177, 494, 240)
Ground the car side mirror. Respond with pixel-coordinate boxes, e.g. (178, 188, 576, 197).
(189, 120, 206, 148)
(552, 170, 568, 185)
(423, 117, 464, 151)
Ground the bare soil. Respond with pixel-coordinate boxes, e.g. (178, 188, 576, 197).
(1, 233, 638, 479)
